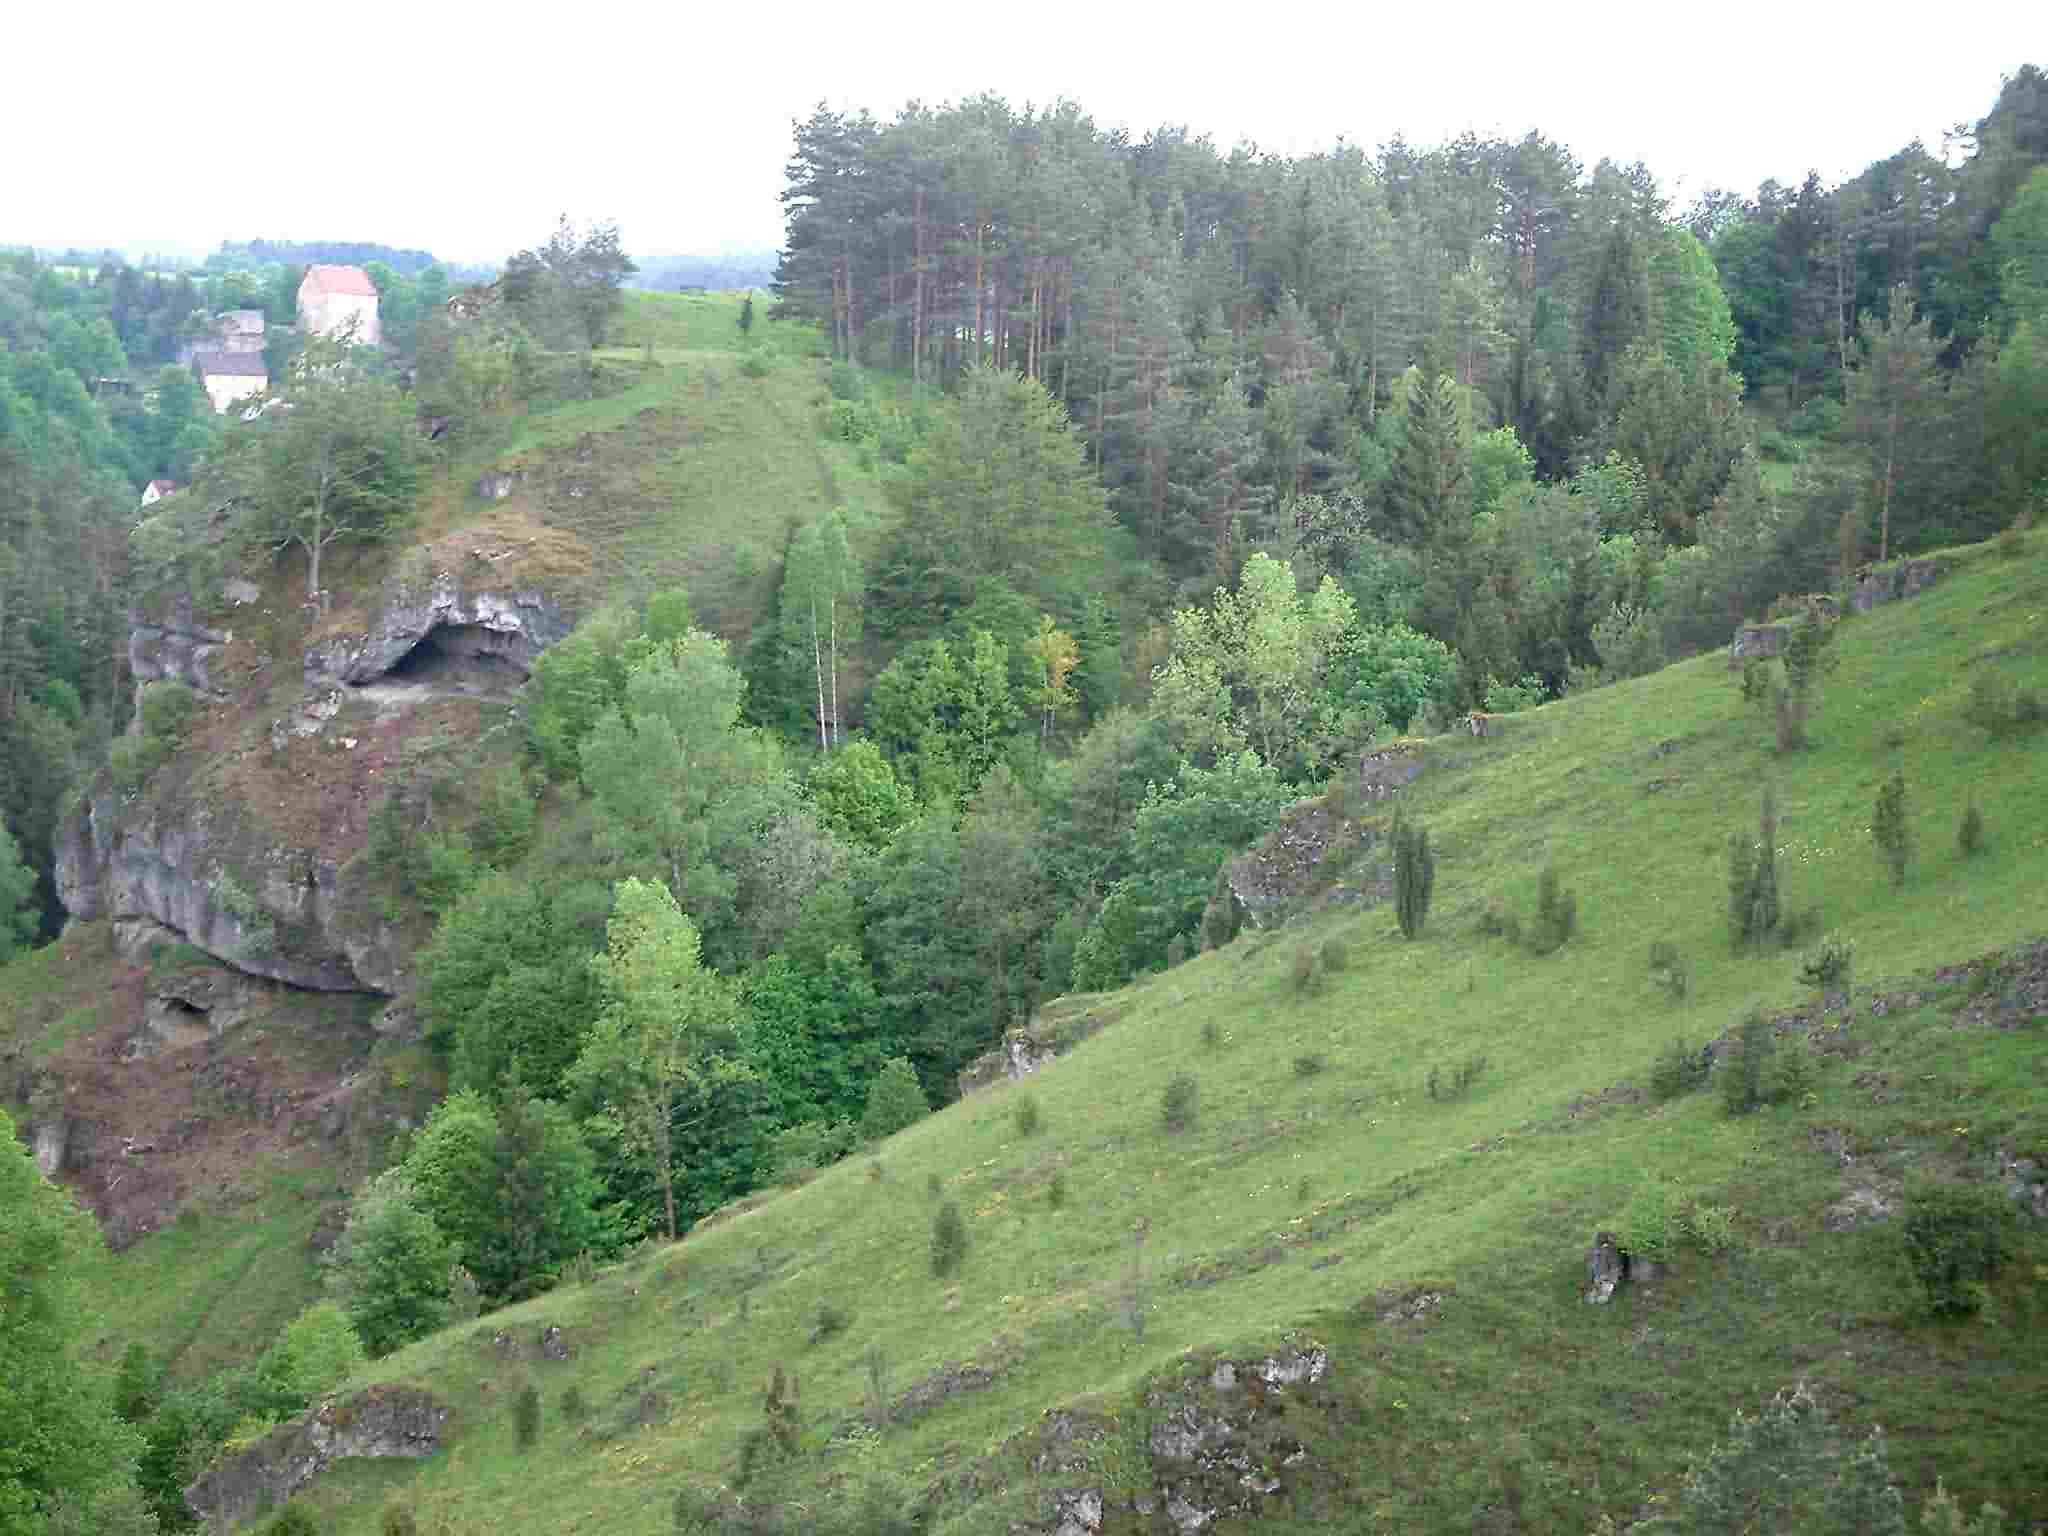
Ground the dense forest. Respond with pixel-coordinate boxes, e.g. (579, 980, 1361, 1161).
(2, 66, 2047, 1535)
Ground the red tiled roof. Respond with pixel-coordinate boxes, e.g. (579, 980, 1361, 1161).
(302, 263, 379, 297)
(147, 479, 180, 496)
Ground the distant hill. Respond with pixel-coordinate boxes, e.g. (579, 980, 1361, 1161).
(631, 249, 777, 291)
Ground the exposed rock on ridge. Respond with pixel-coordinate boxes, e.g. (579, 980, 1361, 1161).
(304, 572, 568, 686)
(184, 1384, 448, 1529)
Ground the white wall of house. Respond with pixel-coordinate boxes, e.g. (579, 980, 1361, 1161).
(203, 372, 266, 414)
(300, 290, 381, 345)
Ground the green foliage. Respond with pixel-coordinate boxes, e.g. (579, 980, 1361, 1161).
(1898, 1182, 2014, 1318)
(1717, 1010, 1782, 1116)
(1321, 937, 1349, 974)
(256, 1301, 366, 1407)
(1292, 1052, 1327, 1078)
(1071, 752, 1292, 988)
(1616, 1179, 1738, 1264)
(0, 1108, 145, 1536)
(400, 1091, 603, 1301)
(109, 680, 199, 792)
(1013, 1094, 1041, 1138)
(1920, 1480, 2011, 1535)
(0, 822, 37, 962)
(1873, 769, 1911, 889)
(381, 1497, 421, 1536)
(930, 1201, 967, 1278)
(860, 1059, 929, 1143)
(766, 1119, 855, 1186)
(1482, 673, 1546, 713)
(1424, 1055, 1487, 1101)
(1649, 1037, 1711, 1101)
(1392, 813, 1435, 940)
(262, 1504, 320, 1536)
(1665, 1381, 1908, 1535)
(1649, 940, 1690, 1001)
(1958, 801, 1984, 858)
(805, 740, 912, 851)
(808, 1301, 851, 1347)
(1526, 865, 1579, 955)
(324, 1170, 455, 1357)
(1960, 668, 2042, 738)
(514, 1383, 541, 1452)
(1799, 934, 1855, 995)
(1160, 1073, 1199, 1133)
(1727, 792, 1782, 952)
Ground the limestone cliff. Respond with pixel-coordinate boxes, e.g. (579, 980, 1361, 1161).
(57, 558, 572, 997)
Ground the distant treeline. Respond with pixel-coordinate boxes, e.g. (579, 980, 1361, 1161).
(634, 251, 777, 292)
(208, 238, 440, 275)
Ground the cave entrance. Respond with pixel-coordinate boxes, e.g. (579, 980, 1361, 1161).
(372, 624, 528, 693)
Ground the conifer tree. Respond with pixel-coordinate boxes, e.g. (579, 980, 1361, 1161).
(1873, 769, 1911, 888)
(1393, 810, 1435, 939)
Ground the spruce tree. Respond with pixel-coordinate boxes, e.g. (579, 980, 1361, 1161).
(1729, 790, 1781, 950)
(1873, 769, 1910, 888)
(1393, 811, 1435, 939)
(738, 295, 755, 334)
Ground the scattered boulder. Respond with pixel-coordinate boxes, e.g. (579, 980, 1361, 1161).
(1729, 622, 1788, 667)
(1356, 742, 1426, 800)
(541, 1325, 569, 1361)
(475, 468, 527, 500)
(1050, 1487, 1103, 1536)
(183, 1384, 448, 1529)
(1999, 1156, 2047, 1222)
(222, 578, 262, 607)
(1585, 1230, 1625, 1304)
(1466, 711, 1504, 737)
(30, 1118, 70, 1177)
(1823, 1186, 1896, 1233)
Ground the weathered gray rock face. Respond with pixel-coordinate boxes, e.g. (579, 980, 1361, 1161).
(304, 573, 568, 687)
(31, 1118, 70, 1177)
(130, 596, 231, 699)
(1585, 1231, 1625, 1304)
(184, 1384, 448, 1529)
(1852, 557, 1945, 613)
(1730, 622, 1789, 666)
(57, 794, 391, 993)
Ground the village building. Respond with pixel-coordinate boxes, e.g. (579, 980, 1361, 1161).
(296, 264, 381, 345)
(140, 478, 181, 509)
(193, 350, 269, 414)
(177, 309, 267, 366)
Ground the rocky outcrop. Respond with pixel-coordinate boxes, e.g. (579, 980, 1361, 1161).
(130, 596, 232, 699)
(58, 794, 392, 993)
(304, 572, 568, 687)
(184, 1384, 448, 1530)
(956, 998, 1126, 1097)
(1139, 1345, 1327, 1534)
(1852, 556, 1945, 613)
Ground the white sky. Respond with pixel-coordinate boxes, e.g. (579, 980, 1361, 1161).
(11, 4, 2036, 265)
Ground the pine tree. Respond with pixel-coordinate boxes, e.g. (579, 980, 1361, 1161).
(737, 295, 755, 335)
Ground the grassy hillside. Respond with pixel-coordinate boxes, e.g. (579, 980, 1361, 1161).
(270, 531, 2048, 1534)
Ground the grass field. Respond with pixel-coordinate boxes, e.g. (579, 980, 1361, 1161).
(258, 527, 2048, 1534)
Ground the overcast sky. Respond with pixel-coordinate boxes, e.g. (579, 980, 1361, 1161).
(12, 6, 2034, 265)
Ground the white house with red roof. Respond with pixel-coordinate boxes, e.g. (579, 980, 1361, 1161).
(296, 264, 382, 345)
(140, 478, 181, 509)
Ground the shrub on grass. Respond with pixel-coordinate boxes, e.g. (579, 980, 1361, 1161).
(1425, 1055, 1487, 1101)
(860, 1059, 928, 1142)
(1321, 937, 1349, 974)
(1718, 1010, 1775, 1115)
(264, 1506, 319, 1536)
(1047, 1170, 1067, 1210)
(1478, 899, 1522, 946)
(1392, 812, 1435, 939)
(931, 1201, 968, 1277)
(1165, 933, 1189, 968)
(1292, 1052, 1327, 1078)
(1291, 947, 1320, 996)
(808, 1301, 851, 1346)
(1648, 941, 1689, 1001)
(1200, 1017, 1222, 1050)
(1872, 769, 1911, 888)
(1649, 1037, 1710, 1101)
(1014, 1093, 1041, 1138)
(514, 1382, 541, 1450)
(560, 1384, 589, 1426)
(1161, 1073, 1199, 1133)
(739, 353, 770, 379)
(381, 1497, 420, 1536)
(1526, 865, 1578, 955)
(1958, 801, 1984, 858)
(1798, 933, 1854, 1000)
(925, 1172, 943, 1199)
(1727, 791, 1781, 951)
(1963, 667, 2045, 738)
(1900, 1182, 2013, 1318)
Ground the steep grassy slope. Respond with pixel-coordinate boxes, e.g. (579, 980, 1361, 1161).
(277, 533, 2048, 1534)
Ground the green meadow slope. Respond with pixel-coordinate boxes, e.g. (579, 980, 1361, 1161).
(273, 530, 2048, 1534)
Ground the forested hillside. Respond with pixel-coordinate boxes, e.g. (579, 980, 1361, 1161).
(2, 62, 2046, 1536)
